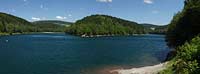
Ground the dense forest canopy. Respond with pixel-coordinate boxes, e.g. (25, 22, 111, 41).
(32, 20, 72, 32)
(0, 12, 166, 36)
(166, 0, 200, 47)
(66, 14, 147, 36)
(33, 20, 72, 26)
(141, 24, 167, 34)
(0, 12, 70, 34)
(160, 0, 200, 74)
(0, 12, 35, 33)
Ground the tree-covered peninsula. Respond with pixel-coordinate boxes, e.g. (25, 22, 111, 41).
(66, 15, 146, 37)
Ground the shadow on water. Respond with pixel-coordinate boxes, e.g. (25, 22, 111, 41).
(153, 48, 171, 62)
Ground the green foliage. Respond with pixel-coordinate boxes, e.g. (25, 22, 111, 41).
(66, 14, 146, 36)
(141, 24, 168, 34)
(32, 20, 71, 32)
(0, 12, 68, 35)
(163, 0, 200, 73)
(33, 20, 72, 26)
(0, 12, 34, 33)
(159, 61, 175, 74)
(161, 36, 200, 74)
(166, 0, 200, 47)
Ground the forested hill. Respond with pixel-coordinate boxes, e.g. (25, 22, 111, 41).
(0, 12, 35, 33)
(33, 20, 72, 26)
(32, 20, 73, 32)
(0, 12, 69, 34)
(141, 24, 167, 34)
(66, 14, 146, 37)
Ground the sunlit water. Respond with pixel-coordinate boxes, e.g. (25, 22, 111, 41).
(0, 33, 169, 74)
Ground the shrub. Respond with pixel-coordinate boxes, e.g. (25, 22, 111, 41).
(161, 36, 200, 74)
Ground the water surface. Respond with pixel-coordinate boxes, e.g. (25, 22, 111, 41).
(0, 33, 169, 74)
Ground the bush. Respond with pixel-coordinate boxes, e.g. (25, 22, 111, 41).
(161, 36, 200, 74)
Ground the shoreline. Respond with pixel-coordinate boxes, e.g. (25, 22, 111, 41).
(80, 34, 147, 38)
(0, 33, 22, 36)
(79, 33, 165, 38)
(0, 32, 64, 36)
(110, 62, 168, 74)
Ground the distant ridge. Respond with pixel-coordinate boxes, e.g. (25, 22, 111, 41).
(141, 23, 167, 34)
(33, 20, 73, 26)
(0, 12, 70, 34)
(0, 12, 167, 35)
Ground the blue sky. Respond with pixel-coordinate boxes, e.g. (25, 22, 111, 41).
(0, 0, 184, 25)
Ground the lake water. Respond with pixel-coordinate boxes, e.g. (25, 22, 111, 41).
(0, 33, 169, 74)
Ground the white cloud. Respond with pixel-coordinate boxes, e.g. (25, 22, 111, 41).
(144, 0, 153, 4)
(23, 0, 27, 2)
(31, 17, 41, 21)
(96, 0, 112, 3)
(56, 16, 67, 20)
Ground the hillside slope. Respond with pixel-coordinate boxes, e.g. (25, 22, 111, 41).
(66, 14, 146, 37)
(33, 20, 72, 26)
(0, 12, 70, 34)
(161, 0, 200, 74)
(141, 24, 167, 34)
(32, 20, 72, 32)
(0, 12, 35, 33)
